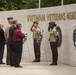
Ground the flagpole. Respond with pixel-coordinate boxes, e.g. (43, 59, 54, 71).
(61, 0, 63, 6)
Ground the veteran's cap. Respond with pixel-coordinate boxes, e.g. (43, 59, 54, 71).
(33, 21, 39, 24)
(7, 17, 13, 20)
(49, 21, 55, 24)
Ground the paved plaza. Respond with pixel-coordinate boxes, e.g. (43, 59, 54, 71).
(0, 61, 76, 75)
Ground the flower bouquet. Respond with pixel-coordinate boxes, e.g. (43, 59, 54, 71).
(36, 29, 43, 45)
(22, 31, 27, 43)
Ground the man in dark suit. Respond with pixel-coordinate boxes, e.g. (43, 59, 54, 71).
(0, 24, 5, 64)
(5, 17, 13, 65)
(8, 20, 18, 66)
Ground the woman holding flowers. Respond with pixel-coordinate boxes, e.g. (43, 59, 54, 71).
(13, 24, 25, 67)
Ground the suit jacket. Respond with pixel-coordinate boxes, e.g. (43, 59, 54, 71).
(0, 29, 5, 45)
(8, 25, 17, 44)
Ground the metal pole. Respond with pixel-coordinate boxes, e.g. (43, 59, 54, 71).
(39, 0, 41, 8)
(61, 0, 63, 6)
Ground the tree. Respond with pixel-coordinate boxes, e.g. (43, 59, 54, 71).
(64, 0, 76, 5)
(0, 0, 76, 11)
(41, 0, 61, 7)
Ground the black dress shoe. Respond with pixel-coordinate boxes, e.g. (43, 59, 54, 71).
(15, 65, 23, 68)
(32, 59, 40, 62)
(50, 63, 57, 65)
(35, 60, 40, 62)
(10, 65, 15, 67)
(6, 63, 10, 65)
(32, 60, 36, 62)
(0, 62, 5, 64)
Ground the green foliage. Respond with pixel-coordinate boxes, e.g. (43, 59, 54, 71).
(41, 0, 61, 7)
(64, 0, 76, 5)
(0, 0, 76, 11)
(0, 7, 5, 11)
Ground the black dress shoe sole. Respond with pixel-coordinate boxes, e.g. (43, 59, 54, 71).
(10, 65, 15, 67)
(32, 61, 40, 62)
(35, 61, 40, 62)
(15, 65, 23, 68)
(32, 61, 36, 62)
(15, 66, 23, 68)
(0, 63, 5, 64)
(50, 64, 57, 65)
(6, 64, 10, 65)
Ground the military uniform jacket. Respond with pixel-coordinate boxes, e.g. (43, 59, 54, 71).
(32, 27, 41, 40)
(49, 27, 58, 42)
